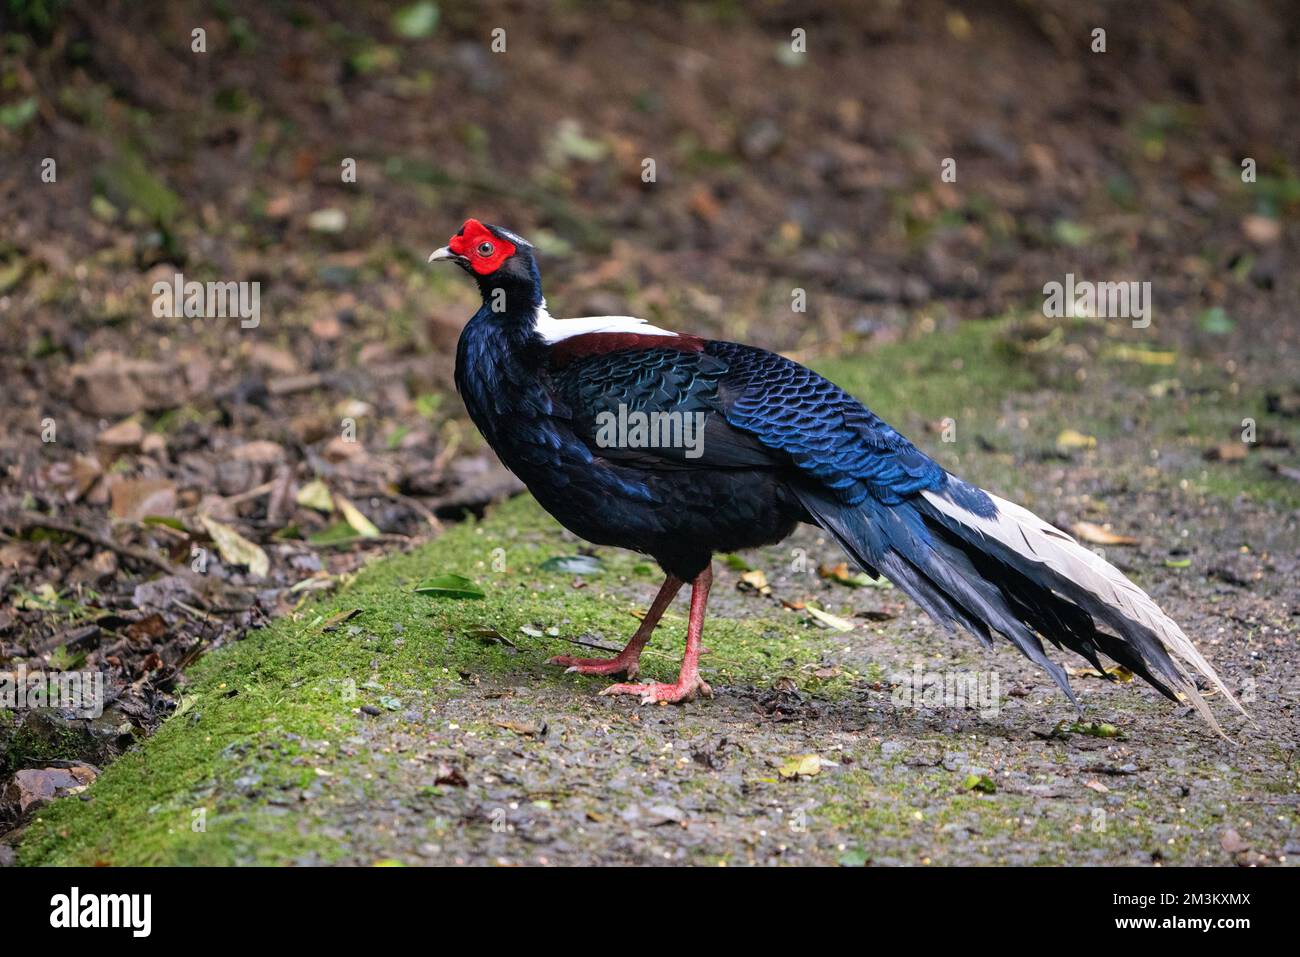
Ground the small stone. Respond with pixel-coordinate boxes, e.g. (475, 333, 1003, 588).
(1, 764, 98, 816)
(311, 315, 342, 340)
(1220, 828, 1250, 854)
(308, 208, 347, 233)
(644, 804, 685, 826)
(1242, 214, 1281, 245)
(739, 118, 783, 160)
(97, 419, 145, 451)
(140, 432, 167, 456)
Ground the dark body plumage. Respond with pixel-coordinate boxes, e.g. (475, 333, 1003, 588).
(458, 315, 972, 582)
(441, 219, 1238, 725)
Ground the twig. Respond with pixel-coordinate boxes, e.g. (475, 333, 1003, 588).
(546, 632, 680, 664)
(431, 421, 462, 473)
(216, 479, 278, 507)
(301, 533, 412, 550)
(550, 634, 623, 654)
(388, 491, 443, 532)
(7, 511, 186, 578)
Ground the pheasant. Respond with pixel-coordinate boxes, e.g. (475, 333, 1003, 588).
(431, 219, 1240, 728)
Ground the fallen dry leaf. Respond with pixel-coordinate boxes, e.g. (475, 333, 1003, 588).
(1055, 428, 1097, 451)
(778, 754, 827, 779)
(323, 436, 365, 462)
(1105, 345, 1178, 366)
(110, 478, 177, 521)
(335, 495, 381, 538)
(1205, 442, 1247, 462)
(1066, 664, 1135, 682)
(124, 613, 167, 641)
(1071, 522, 1138, 546)
(806, 606, 855, 632)
(817, 562, 875, 587)
(494, 719, 548, 738)
(296, 479, 334, 512)
(200, 514, 270, 577)
(97, 419, 145, 451)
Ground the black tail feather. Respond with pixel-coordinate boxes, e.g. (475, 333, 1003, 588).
(794, 483, 1202, 715)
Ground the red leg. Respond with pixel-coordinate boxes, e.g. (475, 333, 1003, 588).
(600, 564, 713, 704)
(548, 574, 683, 678)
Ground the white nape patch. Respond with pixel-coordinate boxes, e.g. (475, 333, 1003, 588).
(532, 302, 679, 344)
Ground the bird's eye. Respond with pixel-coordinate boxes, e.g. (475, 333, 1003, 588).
(476, 241, 494, 257)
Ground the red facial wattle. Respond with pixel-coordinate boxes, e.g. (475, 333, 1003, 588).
(448, 219, 516, 275)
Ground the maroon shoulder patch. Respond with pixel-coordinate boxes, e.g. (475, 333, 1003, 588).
(549, 332, 705, 367)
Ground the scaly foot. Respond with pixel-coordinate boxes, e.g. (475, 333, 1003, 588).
(598, 678, 712, 705)
(548, 653, 640, 678)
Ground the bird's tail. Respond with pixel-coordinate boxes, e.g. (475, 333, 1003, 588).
(794, 477, 1243, 733)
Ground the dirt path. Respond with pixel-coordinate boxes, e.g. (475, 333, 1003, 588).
(14, 318, 1298, 866)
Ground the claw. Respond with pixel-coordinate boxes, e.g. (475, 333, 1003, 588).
(549, 654, 639, 678)
(598, 679, 711, 704)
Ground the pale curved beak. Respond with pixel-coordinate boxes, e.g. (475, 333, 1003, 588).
(428, 246, 457, 263)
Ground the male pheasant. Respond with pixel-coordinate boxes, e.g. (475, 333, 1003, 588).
(431, 219, 1240, 729)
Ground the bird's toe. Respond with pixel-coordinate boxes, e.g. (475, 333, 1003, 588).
(599, 680, 706, 705)
(551, 654, 638, 677)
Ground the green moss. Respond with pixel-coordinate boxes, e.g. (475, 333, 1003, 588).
(95, 146, 180, 228)
(18, 494, 857, 865)
(819, 316, 1300, 509)
(813, 317, 1035, 434)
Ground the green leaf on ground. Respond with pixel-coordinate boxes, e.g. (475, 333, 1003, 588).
(414, 573, 485, 600)
(778, 754, 831, 778)
(1198, 307, 1235, 336)
(392, 1, 439, 38)
(538, 555, 605, 575)
(0, 97, 37, 130)
(96, 147, 180, 226)
(838, 848, 870, 867)
(1061, 720, 1124, 739)
(309, 522, 360, 545)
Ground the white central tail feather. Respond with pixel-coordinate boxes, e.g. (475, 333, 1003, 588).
(921, 488, 1244, 731)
